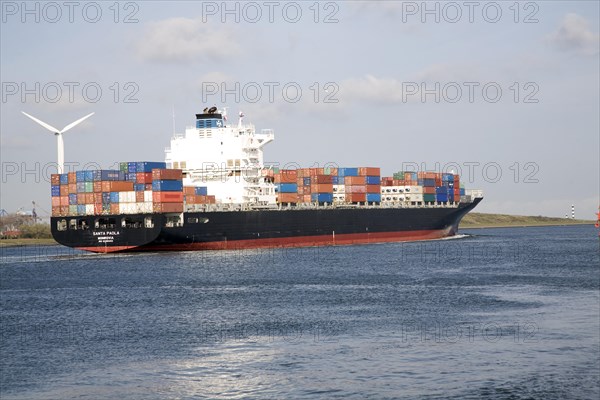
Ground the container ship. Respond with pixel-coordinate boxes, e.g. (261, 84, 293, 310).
(49, 107, 483, 253)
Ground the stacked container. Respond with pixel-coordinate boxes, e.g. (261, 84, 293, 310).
(183, 186, 217, 211)
(152, 168, 184, 212)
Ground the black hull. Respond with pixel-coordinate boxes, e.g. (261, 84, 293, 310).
(51, 198, 482, 253)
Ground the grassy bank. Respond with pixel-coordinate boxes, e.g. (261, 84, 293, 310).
(461, 213, 595, 228)
(0, 238, 58, 247)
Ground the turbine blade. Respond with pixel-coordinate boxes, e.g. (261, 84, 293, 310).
(22, 112, 60, 133)
(60, 112, 95, 133)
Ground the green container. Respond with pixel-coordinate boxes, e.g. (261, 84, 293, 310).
(272, 167, 280, 174)
(68, 205, 78, 215)
(393, 172, 405, 180)
(119, 162, 129, 172)
(85, 182, 94, 193)
(423, 194, 436, 203)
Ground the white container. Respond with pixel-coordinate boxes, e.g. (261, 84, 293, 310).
(144, 190, 153, 202)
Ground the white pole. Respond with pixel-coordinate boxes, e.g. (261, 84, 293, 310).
(56, 133, 65, 174)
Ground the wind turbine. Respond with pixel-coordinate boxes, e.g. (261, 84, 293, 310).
(22, 111, 94, 174)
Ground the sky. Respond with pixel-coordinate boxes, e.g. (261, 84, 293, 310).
(1, 0, 599, 219)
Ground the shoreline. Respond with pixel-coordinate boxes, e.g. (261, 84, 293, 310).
(461, 222, 594, 229)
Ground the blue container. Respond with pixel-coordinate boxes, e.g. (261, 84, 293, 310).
(332, 176, 340, 185)
(59, 173, 69, 184)
(123, 172, 135, 182)
(152, 180, 183, 192)
(75, 171, 86, 182)
(311, 193, 333, 203)
(76, 182, 86, 193)
(423, 178, 435, 187)
(77, 205, 86, 215)
(110, 192, 120, 203)
(338, 168, 358, 177)
(93, 170, 121, 181)
(84, 170, 94, 182)
(435, 186, 449, 194)
(102, 192, 111, 204)
(405, 172, 417, 180)
(417, 179, 424, 185)
(366, 193, 381, 203)
(136, 161, 167, 173)
(68, 193, 77, 205)
(436, 194, 448, 202)
(195, 186, 208, 195)
(277, 183, 297, 193)
(442, 173, 453, 182)
(366, 176, 381, 184)
(51, 185, 60, 196)
(127, 162, 137, 173)
(134, 183, 146, 191)
(303, 177, 311, 186)
(459, 188, 465, 196)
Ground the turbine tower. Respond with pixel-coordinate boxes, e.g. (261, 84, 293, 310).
(22, 111, 94, 174)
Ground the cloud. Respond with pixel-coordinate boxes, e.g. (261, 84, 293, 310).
(340, 74, 406, 104)
(548, 13, 599, 56)
(136, 18, 241, 63)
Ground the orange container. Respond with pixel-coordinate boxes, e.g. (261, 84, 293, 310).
(366, 184, 381, 193)
(101, 181, 134, 192)
(60, 185, 70, 196)
(93, 181, 102, 193)
(51, 174, 61, 185)
(51, 206, 61, 216)
(68, 172, 76, 183)
(206, 195, 216, 204)
(94, 204, 104, 214)
(153, 203, 184, 213)
(136, 191, 145, 203)
(136, 172, 153, 183)
(183, 186, 196, 195)
(153, 191, 184, 203)
(423, 187, 436, 194)
(310, 184, 333, 193)
(345, 176, 366, 185)
(152, 168, 183, 180)
(277, 193, 298, 203)
(60, 196, 69, 206)
(275, 169, 297, 183)
(94, 193, 103, 204)
(68, 183, 77, 193)
(51, 197, 61, 207)
(345, 193, 366, 202)
(110, 204, 120, 214)
(309, 168, 324, 176)
(358, 167, 380, 176)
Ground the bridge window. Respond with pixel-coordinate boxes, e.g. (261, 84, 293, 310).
(57, 219, 67, 231)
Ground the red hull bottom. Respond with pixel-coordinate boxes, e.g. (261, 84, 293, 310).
(76, 228, 453, 254)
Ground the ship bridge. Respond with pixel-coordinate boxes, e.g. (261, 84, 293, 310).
(164, 107, 276, 205)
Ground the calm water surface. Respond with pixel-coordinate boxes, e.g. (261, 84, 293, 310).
(1, 225, 599, 399)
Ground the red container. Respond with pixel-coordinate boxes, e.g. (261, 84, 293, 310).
(277, 193, 298, 203)
(152, 168, 183, 180)
(68, 172, 76, 183)
(345, 193, 366, 202)
(136, 172, 153, 183)
(366, 184, 381, 193)
(152, 191, 184, 203)
(206, 195, 216, 204)
(153, 203, 184, 213)
(51, 174, 61, 185)
(345, 176, 366, 185)
(454, 189, 461, 197)
(435, 178, 442, 187)
(59, 206, 69, 215)
(94, 193, 103, 204)
(101, 181, 134, 192)
(51, 197, 61, 207)
(60, 185, 70, 196)
(310, 184, 333, 193)
(60, 196, 69, 206)
(94, 204, 104, 214)
(358, 167, 380, 176)
(346, 185, 366, 193)
(423, 187, 436, 194)
(93, 181, 102, 193)
(51, 206, 61, 216)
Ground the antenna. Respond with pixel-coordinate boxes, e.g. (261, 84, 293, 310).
(22, 111, 94, 174)
(172, 105, 176, 135)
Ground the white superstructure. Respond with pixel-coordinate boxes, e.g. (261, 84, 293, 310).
(165, 107, 277, 204)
